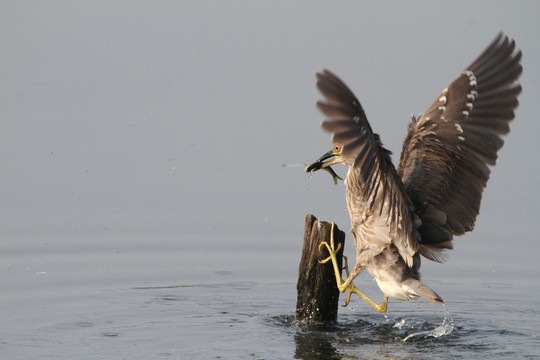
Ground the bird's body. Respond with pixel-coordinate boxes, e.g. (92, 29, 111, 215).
(306, 32, 522, 312)
(343, 136, 442, 304)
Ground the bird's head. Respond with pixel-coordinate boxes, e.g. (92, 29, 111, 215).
(305, 144, 346, 184)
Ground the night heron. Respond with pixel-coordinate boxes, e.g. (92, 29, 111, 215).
(306, 32, 522, 313)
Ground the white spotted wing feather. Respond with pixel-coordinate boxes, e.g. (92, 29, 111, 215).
(397, 32, 522, 261)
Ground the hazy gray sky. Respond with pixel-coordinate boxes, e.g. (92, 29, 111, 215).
(1, 1, 538, 256)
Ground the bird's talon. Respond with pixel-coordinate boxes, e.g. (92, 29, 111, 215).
(318, 255, 331, 264)
(342, 285, 353, 306)
(318, 239, 342, 264)
(342, 294, 352, 307)
(318, 241, 332, 263)
(318, 241, 329, 252)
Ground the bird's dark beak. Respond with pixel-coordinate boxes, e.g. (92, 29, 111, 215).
(305, 150, 335, 172)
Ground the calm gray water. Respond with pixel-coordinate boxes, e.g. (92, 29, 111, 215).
(2, 229, 539, 359)
(2, 2, 540, 359)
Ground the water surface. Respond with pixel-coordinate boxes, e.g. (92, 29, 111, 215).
(2, 231, 539, 359)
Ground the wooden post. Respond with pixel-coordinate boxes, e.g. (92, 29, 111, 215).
(295, 214, 345, 324)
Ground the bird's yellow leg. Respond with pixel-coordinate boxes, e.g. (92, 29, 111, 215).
(342, 255, 388, 312)
(319, 222, 388, 313)
(318, 222, 347, 292)
(346, 289, 388, 313)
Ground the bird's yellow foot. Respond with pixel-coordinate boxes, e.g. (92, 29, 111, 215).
(344, 285, 354, 306)
(318, 221, 389, 313)
(318, 240, 342, 265)
(318, 222, 347, 291)
(345, 284, 388, 313)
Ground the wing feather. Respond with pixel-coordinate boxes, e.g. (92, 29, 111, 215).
(316, 69, 419, 266)
(397, 32, 522, 261)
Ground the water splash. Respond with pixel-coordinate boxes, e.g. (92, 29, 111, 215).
(402, 310, 454, 342)
(393, 318, 405, 329)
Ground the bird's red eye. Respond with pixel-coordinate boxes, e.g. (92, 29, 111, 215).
(334, 145, 342, 153)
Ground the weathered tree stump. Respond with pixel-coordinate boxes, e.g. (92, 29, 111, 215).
(295, 214, 345, 324)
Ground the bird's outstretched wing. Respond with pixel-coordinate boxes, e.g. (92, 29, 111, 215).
(397, 32, 522, 262)
(317, 69, 419, 266)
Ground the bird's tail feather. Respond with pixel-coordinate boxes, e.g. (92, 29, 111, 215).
(404, 279, 444, 303)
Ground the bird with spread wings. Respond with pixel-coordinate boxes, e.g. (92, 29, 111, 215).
(306, 32, 522, 313)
